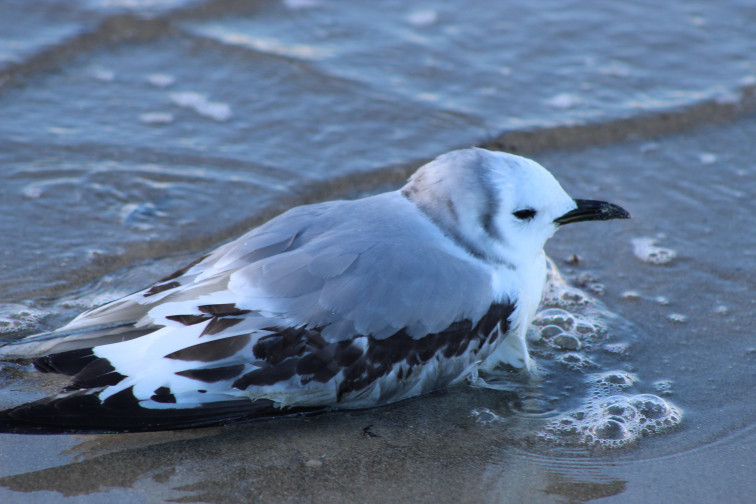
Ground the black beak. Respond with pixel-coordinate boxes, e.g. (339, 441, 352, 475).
(554, 199, 630, 225)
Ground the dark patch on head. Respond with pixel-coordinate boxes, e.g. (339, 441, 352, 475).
(176, 364, 245, 383)
(198, 303, 251, 317)
(201, 317, 244, 337)
(151, 386, 177, 404)
(477, 164, 502, 241)
(445, 197, 458, 222)
(165, 334, 251, 362)
(144, 281, 181, 298)
(166, 314, 212, 326)
(158, 254, 209, 283)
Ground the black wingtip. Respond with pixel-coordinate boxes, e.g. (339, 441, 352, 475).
(0, 390, 328, 434)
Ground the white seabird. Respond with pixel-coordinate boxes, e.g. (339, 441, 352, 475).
(0, 148, 629, 432)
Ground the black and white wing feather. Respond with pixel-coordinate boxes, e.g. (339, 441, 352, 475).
(0, 191, 514, 432)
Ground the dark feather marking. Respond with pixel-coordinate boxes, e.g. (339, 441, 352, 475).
(198, 304, 251, 316)
(478, 161, 502, 241)
(337, 301, 514, 400)
(66, 358, 126, 391)
(235, 302, 514, 401)
(445, 197, 458, 222)
(144, 281, 181, 298)
(0, 388, 326, 433)
(103, 385, 141, 410)
(158, 254, 209, 283)
(151, 386, 177, 404)
(252, 327, 323, 364)
(297, 347, 340, 383)
(176, 364, 245, 383)
(201, 317, 244, 337)
(34, 348, 98, 376)
(335, 340, 363, 367)
(166, 314, 211, 326)
(233, 358, 298, 388)
(164, 334, 251, 362)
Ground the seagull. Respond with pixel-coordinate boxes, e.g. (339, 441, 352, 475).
(0, 148, 629, 433)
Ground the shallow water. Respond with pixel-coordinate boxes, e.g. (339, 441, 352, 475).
(1, 1, 756, 503)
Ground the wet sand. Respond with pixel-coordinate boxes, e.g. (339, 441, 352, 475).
(1, 1, 756, 503)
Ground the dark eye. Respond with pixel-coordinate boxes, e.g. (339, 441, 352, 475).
(513, 209, 536, 220)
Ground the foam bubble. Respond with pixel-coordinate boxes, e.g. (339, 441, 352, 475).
(147, 73, 175, 88)
(546, 93, 582, 109)
(170, 91, 233, 122)
(539, 372, 682, 449)
(140, 112, 174, 125)
(0, 304, 43, 335)
(406, 9, 438, 27)
(532, 308, 575, 331)
(471, 407, 502, 424)
(632, 237, 677, 265)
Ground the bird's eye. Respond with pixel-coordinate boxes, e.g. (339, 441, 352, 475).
(513, 209, 537, 220)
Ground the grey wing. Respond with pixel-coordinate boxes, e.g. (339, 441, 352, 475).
(0, 201, 341, 358)
(228, 192, 495, 340)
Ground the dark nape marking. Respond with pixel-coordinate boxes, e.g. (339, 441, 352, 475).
(478, 163, 502, 241)
(144, 281, 181, 298)
(66, 358, 127, 390)
(165, 334, 251, 362)
(158, 254, 210, 283)
(233, 358, 298, 389)
(480, 211, 500, 240)
(151, 386, 177, 404)
(176, 364, 245, 383)
(445, 197, 458, 222)
(201, 317, 243, 337)
(166, 314, 212, 326)
(34, 348, 98, 376)
(198, 303, 251, 317)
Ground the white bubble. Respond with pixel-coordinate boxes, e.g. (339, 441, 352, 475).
(89, 66, 115, 82)
(0, 304, 43, 335)
(546, 93, 582, 109)
(147, 73, 176, 88)
(532, 308, 575, 330)
(539, 386, 682, 449)
(139, 112, 174, 125)
(406, 9, 438, 27)
(667, 313, 687, 323)
(698, 152, 717, 165)
(632, 237, 677, 265)
(471, 407, 501, 423)
(170, 91, 233, 122)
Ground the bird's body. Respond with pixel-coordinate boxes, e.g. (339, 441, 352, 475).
(0, 148, 628, 432)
